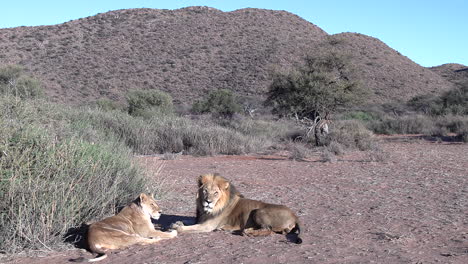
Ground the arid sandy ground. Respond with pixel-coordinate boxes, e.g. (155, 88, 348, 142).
(4, 137, 467, 263)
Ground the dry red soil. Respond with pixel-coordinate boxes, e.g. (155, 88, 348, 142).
(4, 137, 468, 264)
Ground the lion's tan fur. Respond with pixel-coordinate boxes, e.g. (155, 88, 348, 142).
(174, 173, 302, 243)
(83, 193, 177, 262)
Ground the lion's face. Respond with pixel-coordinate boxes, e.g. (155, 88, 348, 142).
(139, 193, 161, 220)
(198, 174, 230, 214)
(200, 184, 222, 213)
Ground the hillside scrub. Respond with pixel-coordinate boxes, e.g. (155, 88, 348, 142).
(70, 108, 278, 156)
(340, 85, 468, 141)
(0, 65, 44, 99)
(343, 110, 468, 141)
(408, 83, 468, 116)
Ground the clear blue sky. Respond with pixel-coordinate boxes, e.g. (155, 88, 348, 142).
(1, 0, 466, 67)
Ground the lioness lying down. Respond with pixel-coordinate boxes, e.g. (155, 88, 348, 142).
(172, 173, 302, 244)
(73, 193, 177, 262)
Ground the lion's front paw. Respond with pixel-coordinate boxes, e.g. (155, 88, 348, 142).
(170, 221, 185, 231)
(169, 229, 178, 237)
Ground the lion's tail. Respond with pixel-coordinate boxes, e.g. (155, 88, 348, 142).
(290, 220, 303, 244)
(69, 245, 108, 263)
(88, 253, 108, 262)
(69, 253, 107, 263)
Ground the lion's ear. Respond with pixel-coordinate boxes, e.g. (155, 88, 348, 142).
(139, 193, 147, 202)
(198, 175, 207, 187)
(221, 181, 230, 190)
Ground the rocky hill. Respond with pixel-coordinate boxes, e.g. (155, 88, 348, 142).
(429, 63, 468, 87)
(322, 33, 456, 103)
(0, 7, 462, 105)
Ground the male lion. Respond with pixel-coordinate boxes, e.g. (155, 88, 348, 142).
(73, 193, 177, 262)
(172, 173, 302, 244)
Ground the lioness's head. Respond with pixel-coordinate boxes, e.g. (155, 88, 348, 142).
(138, 193, 161, 220)
(197, 173, 240, 215)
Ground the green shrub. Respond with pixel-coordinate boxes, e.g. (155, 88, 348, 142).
(433, 115, 468, 140)
(407, 94, 441, 115)
(126, 89, 174, 117)
(439, 85, 468, 115)
(367, 115, 434, 135)
(191, 89, 241, 118)
(328, 120, 377, 151)
(408, 84, 468, 116)
(326, 140, 345, 155)
(287, 143, 311, 161)
(94, 98, 124, 111)
(460, 130, 468, 143)
(341, 111, 379, 122)
(320, 149, 337, 163)
(216, 117, 296, 141)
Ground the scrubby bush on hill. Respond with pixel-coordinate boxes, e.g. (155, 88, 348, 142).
(192, 89, 242, 118)
(126, 89, 174, 117)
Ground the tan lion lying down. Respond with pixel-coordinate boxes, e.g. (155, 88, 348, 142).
(172, 173, 302, 244)
(73, 193, 177, 262)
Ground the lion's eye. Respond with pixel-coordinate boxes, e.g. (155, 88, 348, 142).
(214, 191, 219, 196)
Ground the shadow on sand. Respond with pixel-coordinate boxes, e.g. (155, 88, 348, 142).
(64, 223, 90, 251)
(154, 214, 196, 230)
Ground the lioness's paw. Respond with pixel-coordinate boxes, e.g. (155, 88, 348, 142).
(169, 229, 178, 237)
(242, 229, 254, 237)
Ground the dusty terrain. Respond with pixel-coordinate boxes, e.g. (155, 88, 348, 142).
(4, 137, 468, 263)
